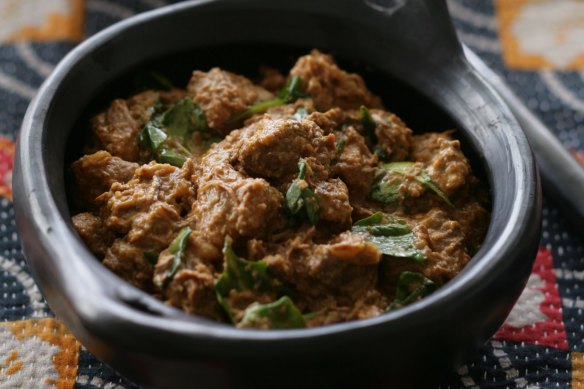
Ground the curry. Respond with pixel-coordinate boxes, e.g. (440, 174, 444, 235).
(70, 50, 490, 329)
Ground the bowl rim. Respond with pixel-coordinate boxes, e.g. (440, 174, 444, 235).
(14, 0, 541, 350)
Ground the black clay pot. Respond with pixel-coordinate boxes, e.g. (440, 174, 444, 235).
(13, 0, 541, 388)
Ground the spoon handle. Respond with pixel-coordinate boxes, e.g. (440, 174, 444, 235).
(465, 46, 584, 231)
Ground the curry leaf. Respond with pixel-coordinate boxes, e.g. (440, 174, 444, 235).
(163, 97, 209, 139)
(371, 162, 453, 206)
(161, 227, 192, 286)
(285, 158, 320, 225)
(359, 105, 377, 143)
(388, 271, 436, 310)
(352, 212, 426, 264)
(231, 76, 306, 122)
(239, 296, 306, 329)
(140, 121, 167, 151)
(215, 236, 273, 296)
(158, 147, 188, 167)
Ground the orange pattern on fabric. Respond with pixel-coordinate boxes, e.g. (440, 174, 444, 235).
(7, 319, 80, 389)
(3, 0, 84, 43)
(572, 352, 584, 388)
(495, 0, 584, 70)
(1, 351, 22, 376)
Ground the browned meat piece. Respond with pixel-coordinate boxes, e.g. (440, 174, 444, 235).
(194, 175, 283, 247)
(91, 99, 142, 162)
(235, 117, 336, 182)
(314, 179, 353, 228)
(264, 230, 382, 311)
(97, 160, 195, 234)
(71, 151, 138, 207)
(332, 127, 378, 197)
(258, 65, 286, 93)
(103, 238, 155, 290)
(290, 50, 383, 111)
(154, 231, 222, 320)
(413, 208, 470, 284)
(371, 109, 413, 161)
(187, 68, 273, 133)
(71, 212, 115, 258)
(412, 132, 471, 195)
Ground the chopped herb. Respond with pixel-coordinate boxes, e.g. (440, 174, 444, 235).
(277, 75, 305, 103)
(140, 97, 215, 167)
(352, 212, 426, 264)
(359, 105, 377, 142)
(335, 138, 346, 155)
(231, 75, 306, 122)
(156, 227, 192, 287)
(239, 296, 306, 329)
(285, 158, 320, 225)
(388, 271, 436, 310)
(215, 236, 274, 296)
(370, 162, 452, 206)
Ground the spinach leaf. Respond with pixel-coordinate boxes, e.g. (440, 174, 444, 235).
(370, 162, 453, 206)
(215, 236, 273, 296)
(352, 212, 426, 264)
(232, 75, 306, 122)
(388, 271, 436, 310)
(285, 158, 320, 225)
(157, 227, 192, 287)
(239, 296, 306, 329)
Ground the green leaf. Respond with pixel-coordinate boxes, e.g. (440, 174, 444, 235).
(369, 174, 401, 204)
(231, 76, 306, 123)
(302, 188, 320, 225)
(215, 236, 273, 296)
(417, 171, 453, 206)
(239, 296, 306, 329)
(163, 97, 209, 140)
(277, 75, 305, 103)
(359, 105, 376, 140)
(140, 121, 168, 151)
(286, 180, 304, 215)
(158, 147, 188, 167)
(352, 212, 426, 263)
(285, 158, 320, 226)
(162, 227, 192, 286)
(388, 271, 436, 310)
(371, 162, 453, 206)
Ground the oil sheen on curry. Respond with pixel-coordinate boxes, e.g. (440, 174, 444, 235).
(70, 50, 490, 329)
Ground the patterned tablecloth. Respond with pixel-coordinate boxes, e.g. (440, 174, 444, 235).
(0, 0, 583, 387)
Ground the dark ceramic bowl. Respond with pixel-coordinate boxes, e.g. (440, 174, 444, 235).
(13, 0, 541, 387)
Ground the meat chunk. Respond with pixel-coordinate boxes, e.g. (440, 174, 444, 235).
(314, 179, 353, 228)
(71, 212, 115, 258)
(412, 132, 471, 195)
(290, 50, 383, 111)
(187, 68, 273, 133)
(154, 230, 222, 320)
(97, 160, 195, 234)
(332, 127, 378, 197)
(71, 151, 138, 207)
(103, 238, 156, 290)
(91, 99, 142, 162)
(235, 117, 336, 182)
(194, 176, 283, 247)
(371, 109, 413, 161)
(264, 231, 382, 310)
(413, 208, 470, 284)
